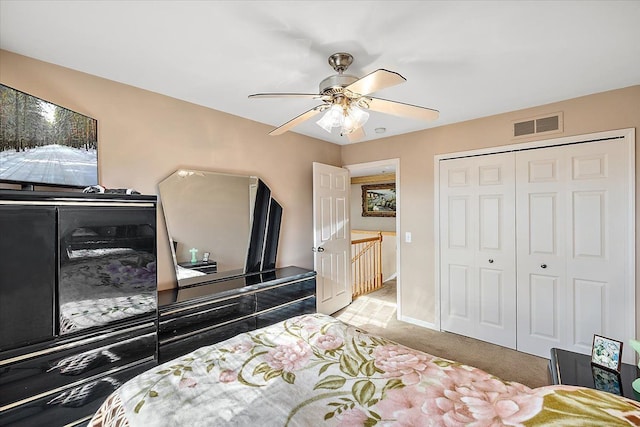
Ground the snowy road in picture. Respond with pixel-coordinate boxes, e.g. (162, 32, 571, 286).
(0, 144, 97, 186)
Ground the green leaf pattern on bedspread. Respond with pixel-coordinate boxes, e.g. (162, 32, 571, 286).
(108, 314, 640, 426)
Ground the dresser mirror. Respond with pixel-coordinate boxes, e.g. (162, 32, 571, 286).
(159, 169, 282, 287)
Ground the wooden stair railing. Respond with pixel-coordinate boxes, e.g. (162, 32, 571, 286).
(351, 232, 383, 298)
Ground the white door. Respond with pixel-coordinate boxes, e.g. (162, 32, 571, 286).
(439, 152, 517, 348)
(516, 138, 633, 362)
(313, 162, 352, 314)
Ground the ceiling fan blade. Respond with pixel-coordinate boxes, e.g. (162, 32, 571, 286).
(366, 97, 439, 122)
(345, 126, 366, 143)
(268, 106, 323, 136)
(345, 69, 406, 96)
(249, 93, 324, 99)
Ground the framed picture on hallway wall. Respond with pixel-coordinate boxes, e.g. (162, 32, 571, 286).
(362, 183, 396, 217)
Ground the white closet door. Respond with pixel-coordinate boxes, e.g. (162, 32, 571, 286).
(516, 138, 632, 362)
(440, 153, 516, 348)
(515, 145, 567, 357)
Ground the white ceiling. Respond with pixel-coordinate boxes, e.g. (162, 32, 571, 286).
(1, 1, 639, 146)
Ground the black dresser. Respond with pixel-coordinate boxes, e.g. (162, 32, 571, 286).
(158, 266, 316, 362)
(0, 190, 158, 427)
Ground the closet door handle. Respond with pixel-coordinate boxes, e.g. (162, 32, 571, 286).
(541, 264, 547, 269)
(488, 259, 494, 264)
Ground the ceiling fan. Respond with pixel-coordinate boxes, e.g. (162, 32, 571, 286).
(249, 52, 439, 142)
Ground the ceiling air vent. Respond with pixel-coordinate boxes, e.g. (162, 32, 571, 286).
(513, 112, 563, 138)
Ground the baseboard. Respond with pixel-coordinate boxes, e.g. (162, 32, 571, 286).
(398, 314, 438, 331)
(384, 273, 397, 282)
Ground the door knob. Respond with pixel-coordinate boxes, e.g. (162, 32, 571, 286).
(312, 247, 325, 252)
(488, 259, 494, 263)
(541, 264, 547, 269)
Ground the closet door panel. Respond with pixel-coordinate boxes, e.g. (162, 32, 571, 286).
(448, 264, 471, 320)
(528, 193, 557, 255)
(516, 146, 568, 358)
(440, 153, 516, 349)
(440, 161, 477, 338)
(564, 140, 631, 362)
(479, 196, 501, 250)
(475, 153, 516, 348)
(517, 138, 632, 362)
(448, 197, 470, 248)
(573, 278, 606, 348)
(528, 273, 560, 340)
(572, 191, 605, 258)
(479, 268, 503, 326)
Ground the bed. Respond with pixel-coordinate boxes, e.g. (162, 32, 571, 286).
(89, 313, 640, 426)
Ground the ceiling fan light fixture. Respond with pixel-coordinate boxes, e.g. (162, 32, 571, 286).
(316, 104, 344, 133)
(317, 103, 369, 135)
(342, 105, 369, 134)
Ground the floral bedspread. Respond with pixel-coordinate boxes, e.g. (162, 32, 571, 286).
(89, 314, 640, 426)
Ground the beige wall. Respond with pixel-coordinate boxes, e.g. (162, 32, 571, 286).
(0, 50, 342, 291)
(341, 85, 640, 334)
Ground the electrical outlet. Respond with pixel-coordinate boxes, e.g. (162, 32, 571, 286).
(405, 231, 412, 243)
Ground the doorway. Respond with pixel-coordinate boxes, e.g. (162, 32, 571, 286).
(343, 159, 401, 323)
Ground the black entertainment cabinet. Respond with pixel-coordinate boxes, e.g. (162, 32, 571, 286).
(0, 190, 317, 426)
(0, 190, 158, 427)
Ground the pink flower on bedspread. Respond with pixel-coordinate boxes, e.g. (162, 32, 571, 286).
(219, 370, 237, 383)
(419, 366, 543, 426)
(376, 385, 431, 426)
(373, 344, 436, 385)
(377, 376, 542, 426)
(266, 340, 312, 372)
(230, 341, 252, 353)
(316, 334, 344, 351)
(295, 315, 321, 332)
(178, 377, 197, 389)
(336, 408, 368, 426)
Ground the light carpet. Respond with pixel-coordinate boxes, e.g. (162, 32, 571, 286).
(333, 280, 550, 389)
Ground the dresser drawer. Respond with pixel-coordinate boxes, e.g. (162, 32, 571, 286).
(159, 317, 255, 363)
(255, 278, 316, 312)
(0, 324, 156, 409)
(0, 359, 155, 427)
(159, 294, 254, 342)
(256, 296, 316, 329)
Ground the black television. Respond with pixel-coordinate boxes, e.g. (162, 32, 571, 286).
(0, 84, 98, 189)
